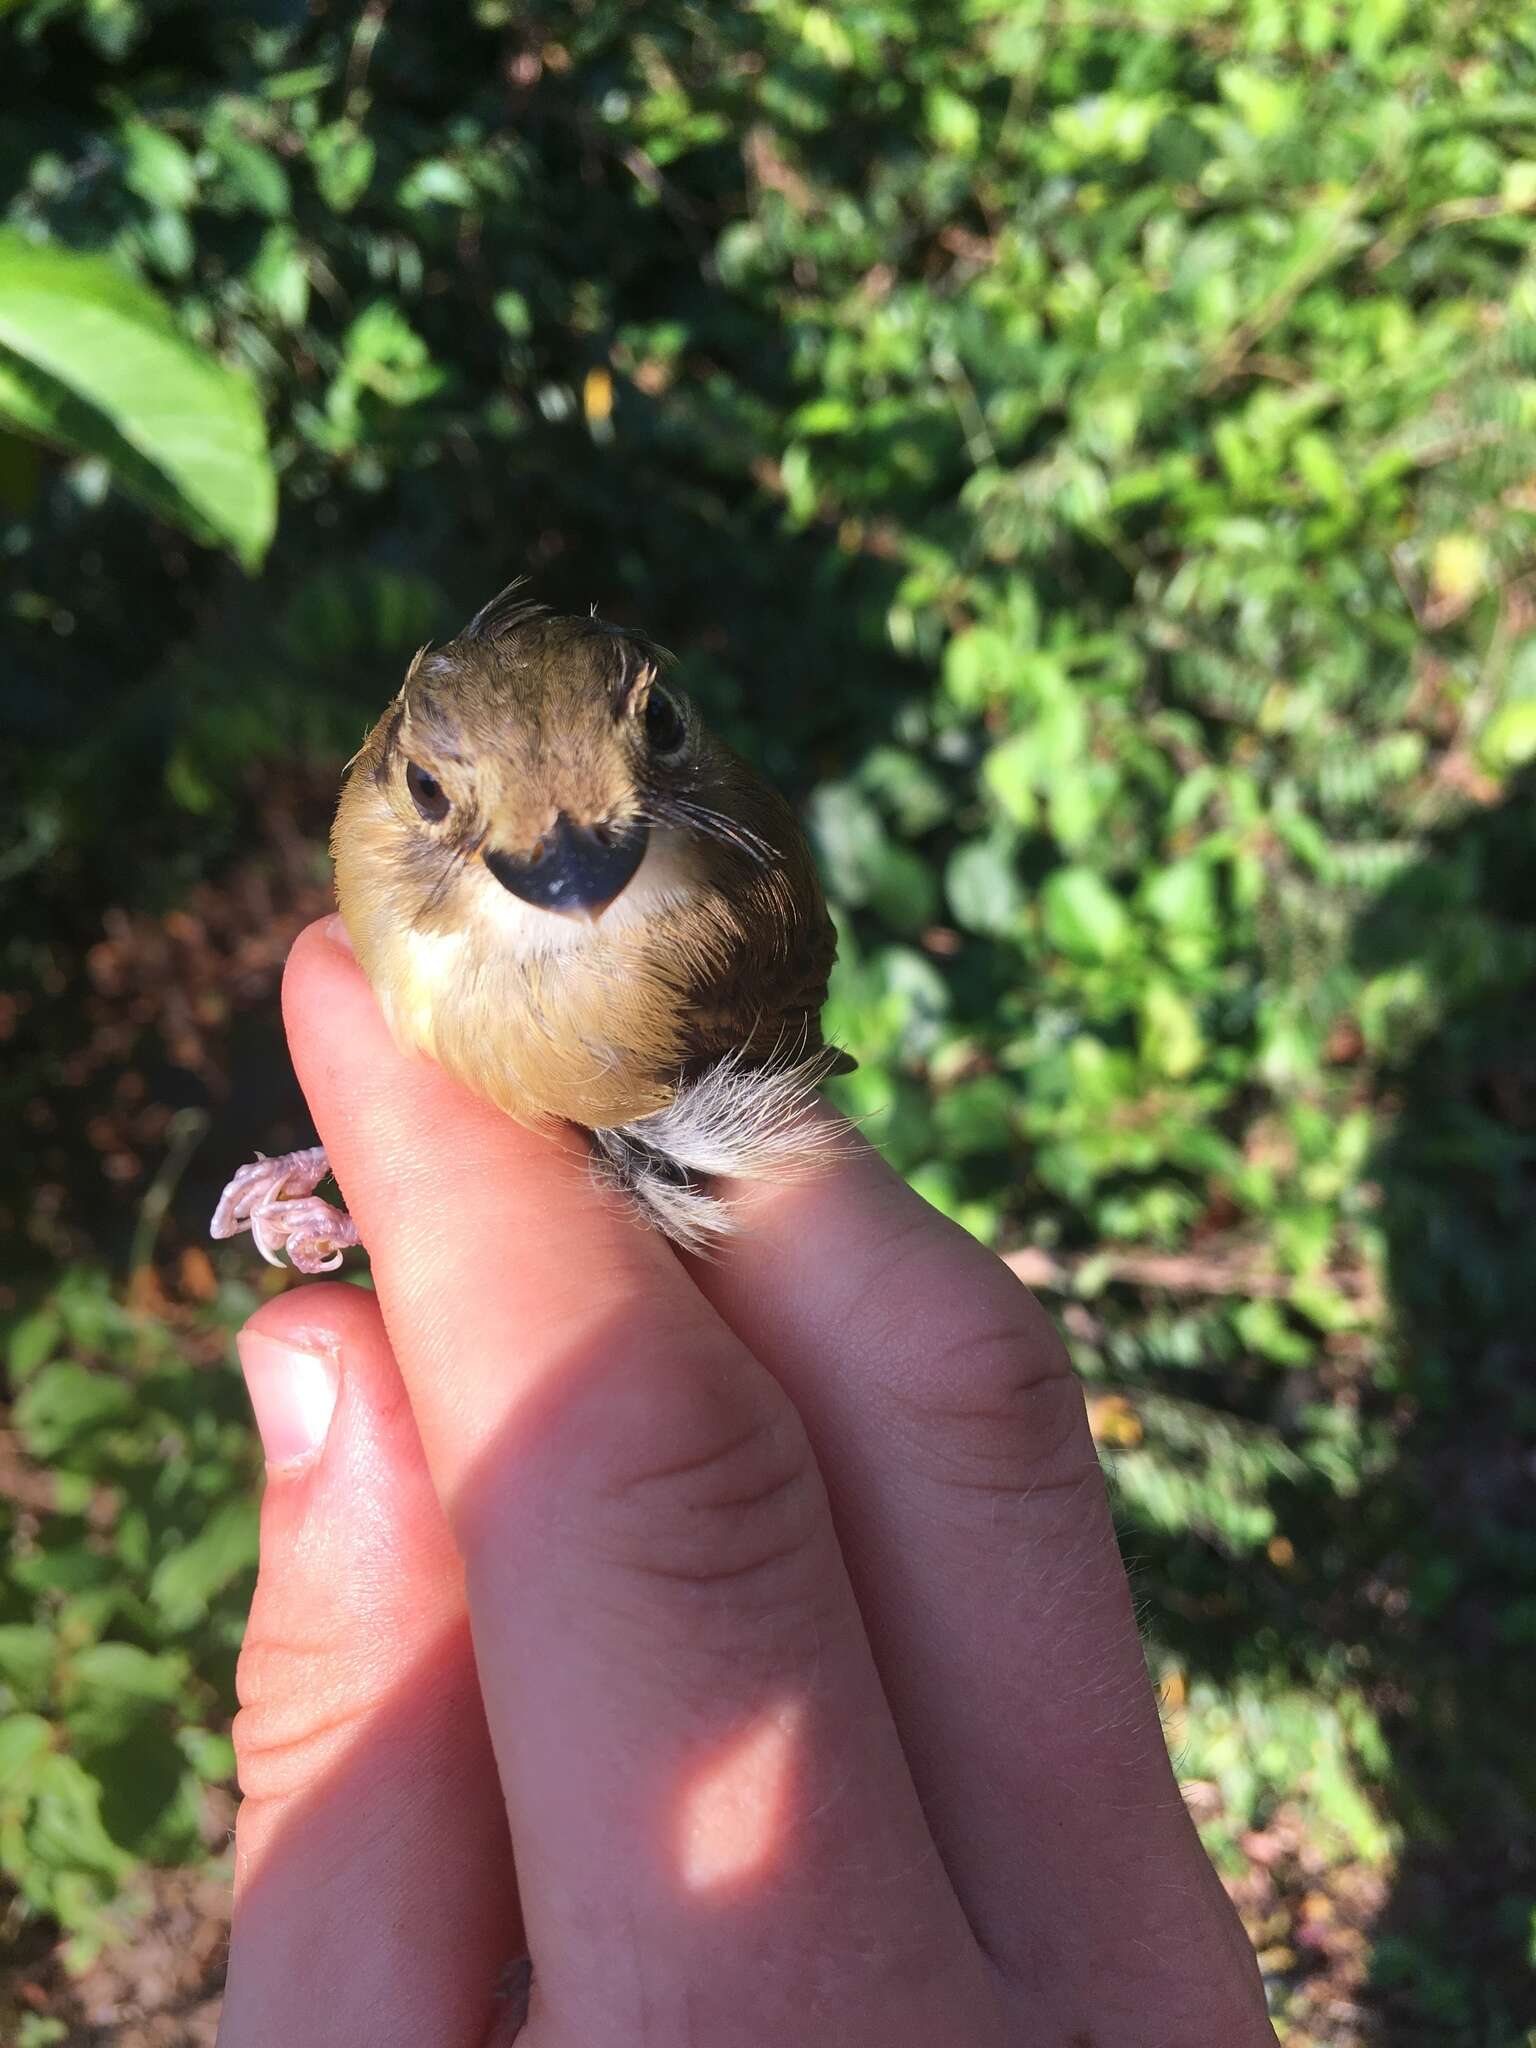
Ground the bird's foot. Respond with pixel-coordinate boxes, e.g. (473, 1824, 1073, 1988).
(210, 1146, 360, 1274)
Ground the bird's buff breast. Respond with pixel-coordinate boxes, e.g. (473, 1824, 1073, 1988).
(342, 831, 720, 1131)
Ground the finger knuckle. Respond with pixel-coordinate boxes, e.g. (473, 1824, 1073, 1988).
(577, 1351, 831, 1603)
(232, 1630, 362, 1805)
(876, 1300, 1097, 1506)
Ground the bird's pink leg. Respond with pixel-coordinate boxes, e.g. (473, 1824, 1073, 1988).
(210, 1146, 361, 1275)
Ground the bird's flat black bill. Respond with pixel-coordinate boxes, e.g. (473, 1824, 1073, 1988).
(484, 817, 649, 917)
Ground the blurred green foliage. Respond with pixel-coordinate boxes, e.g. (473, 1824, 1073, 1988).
(3, 0, 1535, 2038)
(1, 1271, 256, 1965)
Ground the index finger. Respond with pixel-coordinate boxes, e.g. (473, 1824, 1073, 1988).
(693, 1128, 1268, 2030)
(281, 918, 710, 1500)
(280, 918, 994, 2043)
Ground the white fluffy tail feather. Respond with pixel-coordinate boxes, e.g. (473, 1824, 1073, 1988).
(590, 1047, 846, 1252)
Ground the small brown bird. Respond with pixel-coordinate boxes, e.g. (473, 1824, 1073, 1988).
(211, 587, 849, 1270)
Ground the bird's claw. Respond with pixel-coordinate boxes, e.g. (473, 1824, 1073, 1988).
(210, 1146, 359, 1274)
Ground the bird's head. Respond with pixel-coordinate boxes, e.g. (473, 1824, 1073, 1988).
(337, 589, 715, 933)
(330, 585, 836, 1129)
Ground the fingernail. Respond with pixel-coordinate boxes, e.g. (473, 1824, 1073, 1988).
(237, 1329, 340, 1472)
(323, 912, 355, 956)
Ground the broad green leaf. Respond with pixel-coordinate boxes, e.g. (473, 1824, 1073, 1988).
(14, 1364, 134, 1459)
(1041, 867, 1131, 961)
(247, 225, 310, 328)
(64, 1644, 188, 1741)
(27, 1754, 134, 1884)
(0, 1714, 53, 1789)
(264, 62, 335, 100)
(866, 840, 939, 935)
(19, 2012, 70, 2046)
(209, 131, 290, 216)
(179, 1726, 237, 1784)
(799, 6, 854, 68)
(857, 746, 950, 836)
(946, 836, 1026, 936)
(808, 783, 886, 906)
(933, 1077, 1016, 1156)
(310, 122, 376, 212)
(149, 1498, 259, 1627)
(982, 734, 1039, 827)
(1481, 698, 1536, 773)
(90, 1725, 200, 1859)
(875, 946, 952, 1058)
(493, 289, 532, 339)
(399, 158, 476, 211)
(118, 120, 197, 210)
(926, 88, 980, 156)
(0, 233, 275, 566)
(7, 1308, 61, 1384)
(1141, 859, 1218, 934)
(943, 628, 1014, 713)
(1140, 982, 1205, 1079)
(0, 1629, 57, 1707)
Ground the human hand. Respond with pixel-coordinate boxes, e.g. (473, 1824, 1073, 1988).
(216, 916, 1273, 2047)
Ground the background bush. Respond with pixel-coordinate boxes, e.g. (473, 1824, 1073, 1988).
(4, 1, 1536, 2039)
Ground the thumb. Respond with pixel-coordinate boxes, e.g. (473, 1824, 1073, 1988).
(219, 1283, 519, 2048)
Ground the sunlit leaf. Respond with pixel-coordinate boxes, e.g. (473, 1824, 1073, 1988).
(0, 232, 274, 565)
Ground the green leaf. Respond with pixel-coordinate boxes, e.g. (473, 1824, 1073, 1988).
(210, 131, 290, 216)
(1480, 698, 1536, 774)
(0, 1629, 57, 1708)
(1141, 859, 1218, 935)
(493, 289, 532, 339)
(66, 1643, 186, 1718)
(866, 841, 940, 935)
(179, 1726, 236, 1784)
(1041, 867, 1132, 961)
(0, 233, 275, 567)
(14, 1363, 134, 1459)
(149, 1498, 259, 1627)
(946, 836, 1026, 936)
(875, 946, 953, 1058)
(0, 1714, 53, 1790)
(1234, 1299, 1315, 1367)
(1217, 66, 1303, 139)
(118, 120, 198, 211)
(926, 88, 980, 156)
(310, 123, 377, 212)
(943, 628, 1013, 714)
(799, 6, 854, 67)
(982, 733, 1040, 827)
(27, 1753, 134, 1884)
(91, 1725, 200, 1859)
(19, 2012, 69, 2046)
(1140, 981, 1205, 1079)
(247, 225, 310, 328)
(933, 1077, 1017, 1156)
(808, 783, 886, 906)
(7, 1307, 62, 1384)
(265, 62, 335, 100)
(857, 746, 950, 836)
(337, 300, 444, 408)
(399, 158, 476, 210)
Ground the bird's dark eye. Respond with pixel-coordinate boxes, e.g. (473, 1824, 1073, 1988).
(644, 686, 687, 760)
(406, 760, 450, 822)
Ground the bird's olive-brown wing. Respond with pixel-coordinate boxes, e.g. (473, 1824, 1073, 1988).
(672, 754, 854, 1076)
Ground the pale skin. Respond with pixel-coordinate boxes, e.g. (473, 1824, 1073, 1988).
(217, 917, 1275, 2048)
